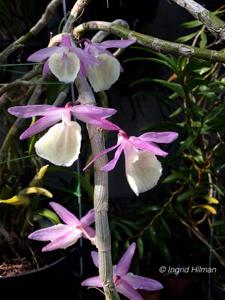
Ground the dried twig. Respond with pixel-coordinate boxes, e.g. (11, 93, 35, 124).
(170, 0, 225, 41)
(63, 0, 93, 33)
(0, 0, 63, 63)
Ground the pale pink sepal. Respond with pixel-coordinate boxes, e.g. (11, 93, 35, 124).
(124, 274, 163, 291)
(27, 47, 62, 62)
(81, 276, 103, 288)
(50, 202, 81, 226)
(115, 243, 136, 276)
(116, 279, 143, 300)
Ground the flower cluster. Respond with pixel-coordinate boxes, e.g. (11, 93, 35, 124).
(8, 33, 178, 299)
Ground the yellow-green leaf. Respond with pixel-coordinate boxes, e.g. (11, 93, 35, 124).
(29, 165, 49, 187)
(193, 204, 217, 215)
(20, 187, 53, 198)
(0, 195, 30, 206)
(204, 196, 219, 204)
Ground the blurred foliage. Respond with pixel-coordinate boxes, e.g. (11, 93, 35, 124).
(111, 10, 225, 272)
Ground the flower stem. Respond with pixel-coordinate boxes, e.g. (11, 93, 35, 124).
(76, 77, 120, 300)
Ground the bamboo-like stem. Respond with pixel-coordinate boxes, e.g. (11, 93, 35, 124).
(75, 78, 120, 300)
(170, 0, 225, 41)
(0, 0, 62, 63)
(73, 21, 225, 64)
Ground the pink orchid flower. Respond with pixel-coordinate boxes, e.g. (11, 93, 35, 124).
(81, 242, 163, 300)
(28, 202, 95, 252)
(84, 39, 135, 92)
(8, 103, 117, 167)
(27, 33, 98, 83)
(85, 129, 178, 195)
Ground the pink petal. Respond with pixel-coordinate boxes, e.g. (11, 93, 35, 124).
(129, 138, 168, 157)
(124, 273, 163, 291)
(82, 226, 95, 240)
(80, 209, 95, 225)
(20, 114, 61, 139)
(8, 105, 59, 118)
(91, 251, 99, 268)
(101, 144, 124, 172)
(97, 39, 136, 49)
(71, 47, 99, 76)
(81, 276, 103, 288)
(61, 34, 73, 48)
(71, 105, 117, 119)
(28, 224, 71, 241)
(82, 118, 120, 130)
(115, 243, 136, 276)
(83, 143, 120, 171)
(139, 132, 178, 144)
(49, 202, 81, 226)
(27, 47, 62, 62)
(117, 278, 143, 300)
(42, 227, 82, 252)
(43, 60, 50, 76)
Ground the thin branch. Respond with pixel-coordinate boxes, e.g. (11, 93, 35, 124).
(0, 0, 62, 63)
(73, 21, 225, 64)
(63, 0, 93, 33)
(178, 217, 225, 268)
(170, 0, 225, 41)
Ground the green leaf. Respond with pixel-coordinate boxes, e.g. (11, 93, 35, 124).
(124, 57, 175, 72)
(181, 20, 202, 29)
(38, 208, 60, 224)
(200, 31, 207, 48)
(177, 190, 194, 202)
(137, 238, 144, 259)
(176, 31, 198, 43)
(152, 79, 185, 97)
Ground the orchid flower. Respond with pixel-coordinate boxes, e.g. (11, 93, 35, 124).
(8, 103, 117, 167)
(27, 34, 98, 83)
(85, 129, 178, 196)
(28, 202, 95, 252)
(84, 39, 135, 92)
(82, 243, 163, 300)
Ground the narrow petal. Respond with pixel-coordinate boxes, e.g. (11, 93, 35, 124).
(49, 202, 81, 226)
(117, 279, 143, 300)
(49, 52, 80, 83)
(60, 34, 73, 48)
(42, 228, 82, 252)
(115, 243, 136, 276)
(35, 121, 81, 167)
(124, 145, 162, 196)
(83, 143, 120, 171)
(81, 276, 103, 288)
(8, 105, 58, 118)
(27, 47, 62, 62)
(101, 144, 124, 172)
(130, 138, 168, 157)
(87, 53, 120, 92)
(97, 39, 136, 49)
(71, 105, 117, 119)
(28, 224, 72, 241)
(124, 273, 163, 291)
(43, 60, 50, 76)
(81, 225, 95, 240)
(139, 132, 178, 144)
(80, 209, 95, 225)
(71, 47, 99, 76)
(91, 251, 99, 268)
(20, 114, 61, 140)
